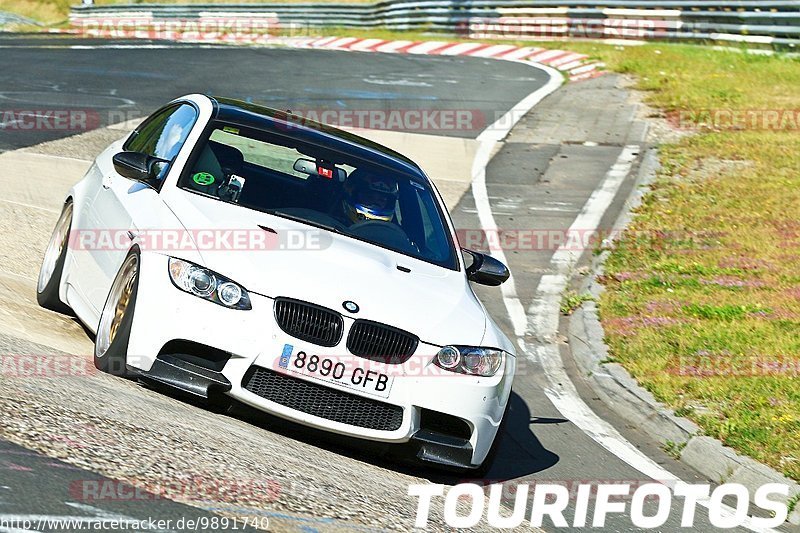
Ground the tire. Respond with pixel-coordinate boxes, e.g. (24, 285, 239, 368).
(94, 250, 140, 377)
(36, 201, 73, 314)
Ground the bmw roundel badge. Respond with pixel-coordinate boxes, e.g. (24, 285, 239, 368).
(343, 301, 359, 313)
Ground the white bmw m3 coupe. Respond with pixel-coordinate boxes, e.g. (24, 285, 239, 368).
(37, 94, 515, 472)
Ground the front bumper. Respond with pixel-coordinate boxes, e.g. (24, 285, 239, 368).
(127, 253, 515, 467)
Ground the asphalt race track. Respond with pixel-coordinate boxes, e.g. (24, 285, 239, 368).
(0, 34, 793, 532)
(0, 34, 544, 150)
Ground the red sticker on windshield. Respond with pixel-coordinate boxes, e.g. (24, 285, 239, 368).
(318, 167, 333, 179)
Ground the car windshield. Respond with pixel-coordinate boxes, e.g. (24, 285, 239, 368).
(179, 123, 458, 269)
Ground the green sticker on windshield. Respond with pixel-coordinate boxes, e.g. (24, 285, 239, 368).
(223, 126, 240, 135)
(192, 172, 215, 186)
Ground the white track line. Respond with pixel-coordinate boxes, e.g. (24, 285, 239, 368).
(471, 68, 562, 337)
(472, 61, 779, 532)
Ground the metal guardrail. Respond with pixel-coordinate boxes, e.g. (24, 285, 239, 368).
(69, 1, 800, 48)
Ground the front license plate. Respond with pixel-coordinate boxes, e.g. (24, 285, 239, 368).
(277, 343, 393, 399)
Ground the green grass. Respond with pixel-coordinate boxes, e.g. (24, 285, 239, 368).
(560, 291, 593, 316)
(589, 45, 800, 481)
(789, 493, 800, 514)
(0, 0, 70, 24)
(664, 440, 687, 460)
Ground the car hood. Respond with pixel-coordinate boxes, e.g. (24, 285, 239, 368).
(163, 191, 487, 347)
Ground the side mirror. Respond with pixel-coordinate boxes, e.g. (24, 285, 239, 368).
(462, 249, 510, 286)
(113, 151, 168, 189)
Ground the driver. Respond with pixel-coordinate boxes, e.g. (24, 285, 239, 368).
(339, 171, 399, 225)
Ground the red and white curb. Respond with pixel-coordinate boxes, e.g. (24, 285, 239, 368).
(52, 27, 602, 82)
(277, 35, 603, 82)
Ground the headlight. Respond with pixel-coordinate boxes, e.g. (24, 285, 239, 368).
(433, 345, 504, 377)
(168, 258, 252, 310)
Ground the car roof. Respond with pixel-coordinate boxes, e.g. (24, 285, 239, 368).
(208, 96, 425, 178)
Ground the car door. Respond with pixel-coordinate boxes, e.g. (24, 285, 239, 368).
(85, 103, 199, 313)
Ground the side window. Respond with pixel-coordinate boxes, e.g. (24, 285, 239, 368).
(125, 104, 197, 161)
